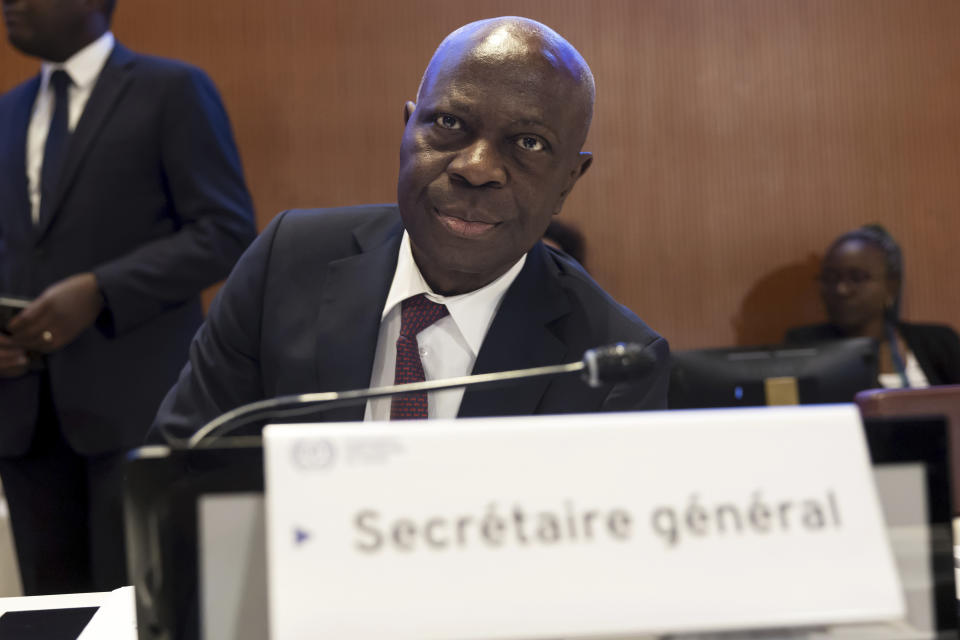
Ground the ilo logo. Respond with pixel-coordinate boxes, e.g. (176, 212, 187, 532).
(292, 439, 336, 471)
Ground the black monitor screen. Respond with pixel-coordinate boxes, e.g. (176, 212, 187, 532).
(669, 337, 878, 409)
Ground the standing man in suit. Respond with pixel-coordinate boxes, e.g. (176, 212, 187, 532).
(151, 16, 668, 444)
(0, 0, 256, 594)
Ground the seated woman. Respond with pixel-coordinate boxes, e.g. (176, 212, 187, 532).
(785, 225, 960, 388)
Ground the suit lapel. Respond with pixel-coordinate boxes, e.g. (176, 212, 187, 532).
(313, 212, 404, 421)
(458, 242, 571, 418)
(898, 323, 941, 385)
(1, 77, 40, 240)
(34, 44, 136, 241)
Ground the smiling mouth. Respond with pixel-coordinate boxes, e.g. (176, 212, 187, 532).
(434, 208, 499, 238)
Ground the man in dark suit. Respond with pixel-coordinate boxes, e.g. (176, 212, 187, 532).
(0, 0, 256, 594)
(152, 17, 668, 444)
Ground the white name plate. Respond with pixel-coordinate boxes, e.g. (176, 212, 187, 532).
(263, 405, 903, 639)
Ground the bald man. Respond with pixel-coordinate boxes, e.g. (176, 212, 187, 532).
(151, 17, 668, 442)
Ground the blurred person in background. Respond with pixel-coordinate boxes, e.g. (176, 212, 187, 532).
(785, 225, 960, 388)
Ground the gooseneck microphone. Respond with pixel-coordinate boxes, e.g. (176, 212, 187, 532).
(175, 342, 655, 449)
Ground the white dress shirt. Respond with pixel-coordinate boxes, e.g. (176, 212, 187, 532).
(878, 351, 930, 389)
(27, 31, 115, 224)
(364, 232, 526, 421)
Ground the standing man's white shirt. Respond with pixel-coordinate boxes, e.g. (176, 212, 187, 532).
(365, 231, 526, 420)
(26, 31, 115, 224)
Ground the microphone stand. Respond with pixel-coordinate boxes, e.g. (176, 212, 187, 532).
(164, 342, 648, 449)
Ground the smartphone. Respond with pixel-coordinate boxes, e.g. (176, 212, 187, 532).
(0, 295, 31, 334)
(0, 295, 44, 371)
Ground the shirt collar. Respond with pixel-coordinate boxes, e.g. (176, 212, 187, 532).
(41, 31, 115, 93)
(382, 231, 527, 356)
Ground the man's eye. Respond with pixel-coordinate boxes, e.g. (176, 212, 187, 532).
(516, 136, 545, 152)
(434, 114, 462, 130)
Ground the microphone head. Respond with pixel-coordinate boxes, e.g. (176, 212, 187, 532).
(581, 342, 655, 388)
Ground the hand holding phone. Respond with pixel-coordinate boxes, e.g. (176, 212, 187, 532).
(0, 295, 31, 335)
(0, 296, 42, 376)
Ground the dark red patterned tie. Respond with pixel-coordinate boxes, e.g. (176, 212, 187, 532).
(390, 294, 449, 420)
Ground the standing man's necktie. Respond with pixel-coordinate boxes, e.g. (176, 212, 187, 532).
(38, 69, 72, 226)
(391, 294, 449, 420)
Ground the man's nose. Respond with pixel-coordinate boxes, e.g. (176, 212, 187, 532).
(447, 139, 506, 188)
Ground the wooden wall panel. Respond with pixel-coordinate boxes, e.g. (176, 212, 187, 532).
(3, 0, 959, 349)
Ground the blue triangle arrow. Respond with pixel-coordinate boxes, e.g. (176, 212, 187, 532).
(294, 527, 311, 545)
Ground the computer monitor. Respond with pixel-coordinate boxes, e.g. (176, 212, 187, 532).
(668, 337, 879, 409)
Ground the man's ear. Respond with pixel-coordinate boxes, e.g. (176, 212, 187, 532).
(574, 151, 593, 179)
(553, 151, 593, 214)
(403, 101, 416, 125)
